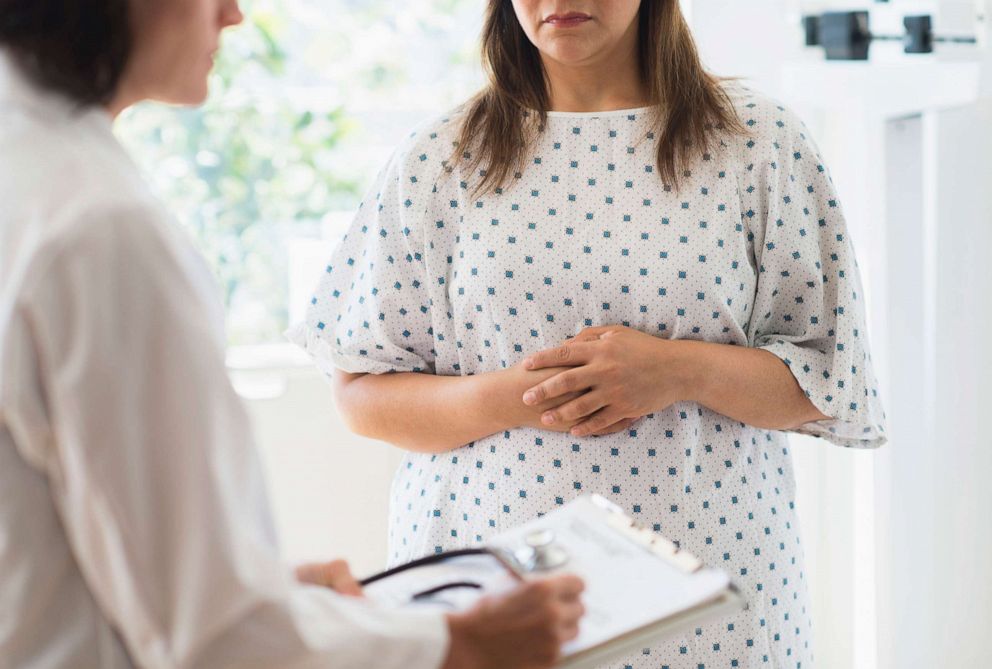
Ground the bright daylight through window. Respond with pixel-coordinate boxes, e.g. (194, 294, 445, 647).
(118, 0, 482, 346)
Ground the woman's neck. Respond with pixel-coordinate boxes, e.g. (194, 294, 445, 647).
(541, 39, 648, 113)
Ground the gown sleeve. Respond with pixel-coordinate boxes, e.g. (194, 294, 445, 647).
(289, 142, 440, 376)
(738, 99, 888, 448)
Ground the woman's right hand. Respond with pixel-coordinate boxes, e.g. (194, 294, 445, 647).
(442, 575, 586, 669)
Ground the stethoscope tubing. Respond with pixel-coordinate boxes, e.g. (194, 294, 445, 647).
(359, 547, 509, 587)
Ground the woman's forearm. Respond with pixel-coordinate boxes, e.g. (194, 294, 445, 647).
(332, 368, 519, 454)
(332, 365, 582, 454)
(330, 337, 826, 452)
(678, 340, 830, 430)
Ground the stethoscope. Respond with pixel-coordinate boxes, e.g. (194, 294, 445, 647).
(360, 528, 571, 603)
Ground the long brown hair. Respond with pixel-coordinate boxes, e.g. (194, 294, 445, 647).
(455, 0, 744, 195)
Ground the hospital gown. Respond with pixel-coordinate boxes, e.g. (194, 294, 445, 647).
(293, 83, 887, 669)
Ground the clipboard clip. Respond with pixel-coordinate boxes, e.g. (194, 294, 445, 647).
(592, 494, 703, 573)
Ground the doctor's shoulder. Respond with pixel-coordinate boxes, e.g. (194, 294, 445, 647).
(1, 117, 179, 280)
(5, 110, 157, 228)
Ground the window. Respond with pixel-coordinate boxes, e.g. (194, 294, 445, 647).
(117, 0, 482, 345)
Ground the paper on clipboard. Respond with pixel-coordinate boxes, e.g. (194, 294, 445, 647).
(488, 495, 742, 667)
(361, 495, 743, 668)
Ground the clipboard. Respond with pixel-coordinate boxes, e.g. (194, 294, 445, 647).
(361, 494, 744, 668)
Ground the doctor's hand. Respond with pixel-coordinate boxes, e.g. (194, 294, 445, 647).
(442, 574, 585, 669)
(294, 559, 364, 597)
(520, 325, 696, 437)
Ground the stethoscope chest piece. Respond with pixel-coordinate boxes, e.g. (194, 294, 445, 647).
(513, 528, 570, 572)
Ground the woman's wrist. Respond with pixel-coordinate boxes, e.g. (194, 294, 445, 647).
(468, 367, 530, 433)
(478, 364, 582, 432)
(667, 339, 714, 405)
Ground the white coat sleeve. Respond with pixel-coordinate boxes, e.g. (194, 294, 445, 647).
(20, 201, 449, 669)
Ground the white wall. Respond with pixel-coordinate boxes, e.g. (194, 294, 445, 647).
(925, 101, 992, 664)
(875, 100, 992, 669)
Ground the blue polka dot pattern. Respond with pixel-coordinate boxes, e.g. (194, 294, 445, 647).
(293, 83, 887, 669)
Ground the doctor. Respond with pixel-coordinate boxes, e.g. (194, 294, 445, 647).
(0, 1, 584, 668)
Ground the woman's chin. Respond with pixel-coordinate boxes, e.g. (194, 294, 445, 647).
(541, 42, 603, 68)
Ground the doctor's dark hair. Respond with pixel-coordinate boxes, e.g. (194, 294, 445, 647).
(456, 0, 745, 195)
(0, 0, 131, 106)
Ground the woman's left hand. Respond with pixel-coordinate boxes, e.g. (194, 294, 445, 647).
(520, 325, 699, 437)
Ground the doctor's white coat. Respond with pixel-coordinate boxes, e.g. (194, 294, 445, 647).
(0, 53, 448, 669)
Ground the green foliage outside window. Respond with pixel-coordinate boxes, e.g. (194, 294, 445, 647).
(118, 0, 480, 345)
(118, 4, 359, 344)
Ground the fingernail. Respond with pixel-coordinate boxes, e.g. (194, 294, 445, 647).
(542, 413, 555, 425)
(523, 391, 537, 405)
(523, 358, 534, 369)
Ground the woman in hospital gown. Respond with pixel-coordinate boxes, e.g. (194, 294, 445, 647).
(293, 3, 887, 667)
